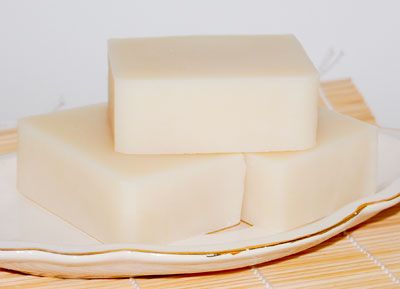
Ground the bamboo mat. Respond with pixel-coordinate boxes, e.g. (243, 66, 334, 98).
(0, 79, 399, 288)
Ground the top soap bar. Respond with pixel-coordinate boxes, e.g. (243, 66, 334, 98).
(109, 35, 318, 79)
(108, 35, 319, 154)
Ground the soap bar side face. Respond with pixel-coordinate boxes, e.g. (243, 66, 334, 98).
(17, 105, 246, 244)
(116, 155, 245, 243)
(17, 122, 123, 241)
(108, 35, 319, 154)
(242, 109, 377, 233)
(108, 62, 115, 134)
(113, 77, 318, 154)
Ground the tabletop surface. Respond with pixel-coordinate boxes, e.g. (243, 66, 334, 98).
(0, 79, 399, 288)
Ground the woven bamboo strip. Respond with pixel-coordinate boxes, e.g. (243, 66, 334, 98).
(0, 79, 398, 288)
(348, 205, 400, 277)
(136, 269, 266, 289)
(258, 236, 397, 289)
(0, 129, 17, 155)
(0, 269, 132, 289)
(320, 79, 376, 123)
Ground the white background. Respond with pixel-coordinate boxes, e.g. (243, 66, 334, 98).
(0, 0, 399, 128)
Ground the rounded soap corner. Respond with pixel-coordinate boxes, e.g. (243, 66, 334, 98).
(303, 137, 318, 151)
(113, 142, 129, 155)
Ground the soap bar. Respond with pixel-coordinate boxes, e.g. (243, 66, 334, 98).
(242, 108, 377, 233)
(17, 105, 246, 244)
(108, 35, 319, 154)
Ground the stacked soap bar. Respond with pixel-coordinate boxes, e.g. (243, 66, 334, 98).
(17, 35, 377, 244)
(242, 108, 377, 233)
(108, 35, 319, 154)
(18, 105, 245, 244)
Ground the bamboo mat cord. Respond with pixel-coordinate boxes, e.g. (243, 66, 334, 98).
(251, 266, 274, 288)
(344, 232, 400, 285)
(0, 79, 399, 288)
(130, 277, 141, 289)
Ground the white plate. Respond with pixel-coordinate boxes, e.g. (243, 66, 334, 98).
(0, 129, 399, 279)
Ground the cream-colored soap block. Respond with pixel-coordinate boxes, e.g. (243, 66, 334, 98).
(108, 35, 319, 154)
(17, 104, 246, 244)
(242, 108, 377, 234)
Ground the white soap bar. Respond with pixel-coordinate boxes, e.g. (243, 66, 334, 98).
(17, 105, 245, 244)
(108, 35, 319, 154)
(242, 108, 377, 233)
